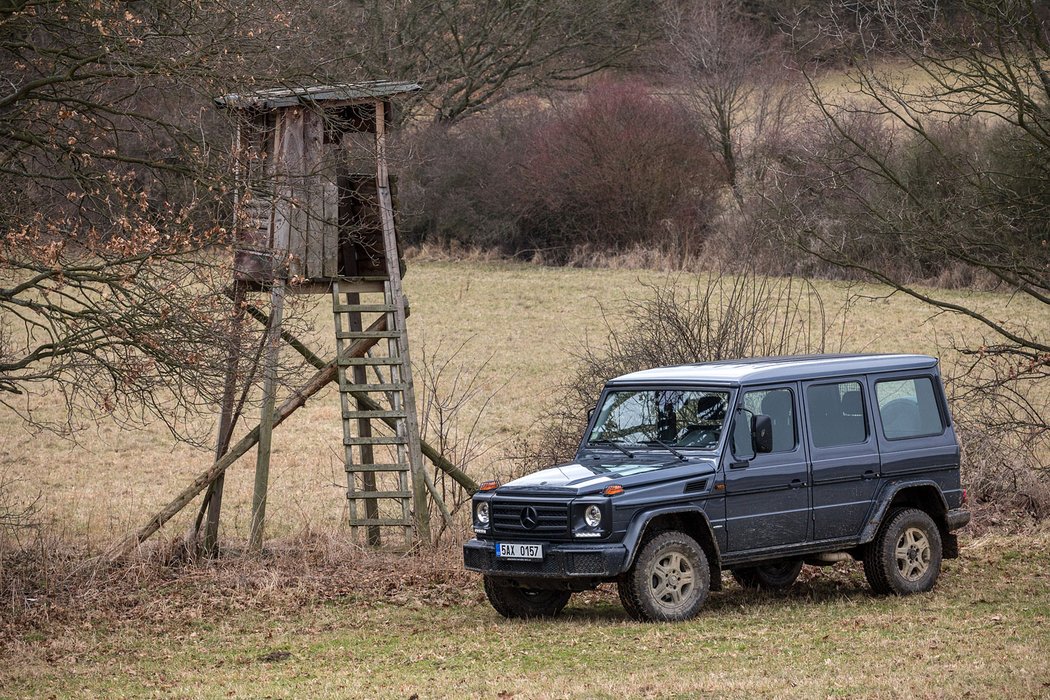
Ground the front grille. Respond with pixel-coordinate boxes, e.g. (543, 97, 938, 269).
(490, 498, 569, 538)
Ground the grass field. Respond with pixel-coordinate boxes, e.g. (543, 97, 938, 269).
(1, 259, 1049, 698)
(1, 260, 1045, 544)
(1, 529, 1047, 699)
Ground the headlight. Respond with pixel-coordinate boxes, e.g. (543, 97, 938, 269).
(476, 501, 490, 525)
(584, 504, 602, 528)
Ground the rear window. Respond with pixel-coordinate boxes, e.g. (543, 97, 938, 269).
(875, 377, 945, 439)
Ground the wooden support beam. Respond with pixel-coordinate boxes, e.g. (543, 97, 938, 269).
(375, 100, 430, 544)
(202, 282, 248, 554)
(105, 317, 389, 563)
(248, 279, 286, 551)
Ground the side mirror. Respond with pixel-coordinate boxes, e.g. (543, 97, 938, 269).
(731, 409, 755, 461)
(752, 414, 773, 454)
(587, 407, 595, 423)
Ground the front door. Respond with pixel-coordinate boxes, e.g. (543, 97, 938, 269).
(724, 384, 810, 552)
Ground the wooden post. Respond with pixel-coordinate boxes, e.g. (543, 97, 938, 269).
(203, 282, 247, 555)
(375, 100, 431, 543)
(346, 291, 382, 546)
(248, 279, 285, 552)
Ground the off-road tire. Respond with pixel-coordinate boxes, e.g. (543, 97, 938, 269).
(483, 576, 571, 619)
(731, 558, 804, 591)
(864, 507, 943, 595)
(619, 531, 710, 622)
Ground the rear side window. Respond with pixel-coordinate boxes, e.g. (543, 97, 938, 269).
(807, 381, 868, 448)
(875, 377, 944, 439)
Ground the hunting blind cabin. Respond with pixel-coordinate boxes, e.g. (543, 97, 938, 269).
(109, 81, 475, 560)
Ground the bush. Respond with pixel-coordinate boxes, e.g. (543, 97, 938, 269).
(520, 266, 845, 468)
(512, 80, 723, 261)
(398, 80, 725, 263)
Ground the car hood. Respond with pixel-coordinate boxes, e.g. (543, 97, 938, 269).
(497, 454, 718, 496)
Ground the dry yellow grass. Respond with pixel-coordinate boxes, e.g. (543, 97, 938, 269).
(0, 260, 1046, 545)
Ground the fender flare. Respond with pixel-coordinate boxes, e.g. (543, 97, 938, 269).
(859, 479, 949, 544)
(621, 505, 721, 573)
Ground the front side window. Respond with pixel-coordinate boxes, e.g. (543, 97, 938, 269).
(742, 388, 797, 453)
(588, 389, 730, 450)
(807, 381, 868, 448)
(875, 377, 944, 439)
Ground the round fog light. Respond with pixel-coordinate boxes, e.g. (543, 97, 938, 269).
(584, 505, 602, 528)
(476, 501, 490, 525)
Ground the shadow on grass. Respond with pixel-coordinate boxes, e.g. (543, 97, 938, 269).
(544, 570, 879, 624)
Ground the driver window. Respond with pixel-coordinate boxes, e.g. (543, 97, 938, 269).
(743, 388, 796, 453)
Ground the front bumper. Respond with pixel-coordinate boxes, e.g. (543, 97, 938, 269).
(463, 538, 628, 579)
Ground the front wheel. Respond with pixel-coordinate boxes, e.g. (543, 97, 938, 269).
(619, 531, 711, 622)
(483, 576, 571, 619)
(864, 507, 943, 595)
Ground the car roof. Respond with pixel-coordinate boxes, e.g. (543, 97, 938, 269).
(607, 354, 938, 386)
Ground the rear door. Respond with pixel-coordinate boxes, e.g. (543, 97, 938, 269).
(869, 372, 960, 479)
(803, 378, 881, 541)
(723, 384, 810, 552)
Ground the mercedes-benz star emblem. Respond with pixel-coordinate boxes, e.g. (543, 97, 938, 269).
(520, 506, 539, 529)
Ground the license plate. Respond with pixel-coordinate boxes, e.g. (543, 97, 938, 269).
(495, 542, 543, 560)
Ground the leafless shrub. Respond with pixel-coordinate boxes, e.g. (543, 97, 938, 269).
(0, 472, 39, 534)
(948, 347, 1050, 523)
(399, 80, 724, 263)
(520, 264, 845, 469)
(414, 336, 502, 537)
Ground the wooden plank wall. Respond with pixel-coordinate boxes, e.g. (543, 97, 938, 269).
(273, 106, 341, 280)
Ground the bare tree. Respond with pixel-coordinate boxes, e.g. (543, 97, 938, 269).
(664, 0, 801, 203)
(763, 0, 1049, 490)
(0, 1, 315, 440)
(328, 0, 660, 124)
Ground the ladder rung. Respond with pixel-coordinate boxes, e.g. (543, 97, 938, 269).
(340, 383, 406, 392)
(343, 409, 406, 420)
(333, 303, 398, 313)
(348, 490, 412, 500)
(345, 463, 410, 472)
(344, 435, 407, 446)
(339, 357, 403, 366)
(335, 330, 402, 339)
(350, 518, 413, 527)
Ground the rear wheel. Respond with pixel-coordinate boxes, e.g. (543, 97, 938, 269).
(864, 507, 943, 595)
(619, 531, 710, 622)
(483, 576, 571, 619)
(732, 558, 804, 591)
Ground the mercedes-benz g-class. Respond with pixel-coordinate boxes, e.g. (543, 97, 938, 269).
(463, 354, 970, 621)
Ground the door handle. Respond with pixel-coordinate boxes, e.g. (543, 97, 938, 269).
(730, 460, 750, 469)
(862, 470, 877, 480)
(789, 479, 804, 489)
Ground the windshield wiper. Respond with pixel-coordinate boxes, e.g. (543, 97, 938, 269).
(591, 439, 634, 458)
(648, 438, 686, 461)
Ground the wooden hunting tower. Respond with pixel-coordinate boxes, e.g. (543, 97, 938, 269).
(211, 81, 430, 549)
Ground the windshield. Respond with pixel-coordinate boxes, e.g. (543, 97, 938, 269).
(587, 389, 730, 450)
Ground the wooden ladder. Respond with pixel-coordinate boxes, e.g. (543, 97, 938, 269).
(332, 279, 427, 547)
(331, 99, 429, 547)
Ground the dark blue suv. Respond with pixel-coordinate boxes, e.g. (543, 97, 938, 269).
(463, 354, 971, 621)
